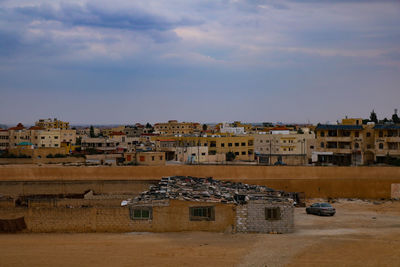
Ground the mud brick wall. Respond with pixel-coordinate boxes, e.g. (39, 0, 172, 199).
(237, 200, 294, 234)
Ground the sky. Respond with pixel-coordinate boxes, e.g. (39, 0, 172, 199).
(0, 0, 399, 125)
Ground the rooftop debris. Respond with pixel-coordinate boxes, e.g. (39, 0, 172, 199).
(128, 176, 292, 205)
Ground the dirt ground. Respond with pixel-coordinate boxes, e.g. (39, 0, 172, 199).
(0, 199, 399, 267)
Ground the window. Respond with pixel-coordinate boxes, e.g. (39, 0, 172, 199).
(201, 153, 206, 156)
(159, 156, 163, 160)
(140, 156, 145, 162)
(265, 207, 281, 220)
(379, 143, 384, 149)
(235, 143, 239, 147)
(189, 206, 215, 221)
(320, 131, 325, 137)
(221, 143, 225, 147)
(355, 131, 359, 138)
(366, 132, 371, 137)
(355, 143, 359, 149)
(41, 136, 45, 139)
(228, 143, 232, 147)
(379, 131, 383, 138)
(130, 207, 152, 220)
(151, 156, 155, 161)
(235, 152, 239, 156)
(320, 142, 324, 148)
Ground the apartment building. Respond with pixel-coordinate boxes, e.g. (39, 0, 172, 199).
(35, 118, 69, 129)
(31, 129, 61, 148)
(314, 123, 364, 165)
(253, 128, 314, 165)
(81, 137, 118, 152)
(373, 124, 400, 163)
(8, 124, 30, 148)
(154, 120, 201, 135)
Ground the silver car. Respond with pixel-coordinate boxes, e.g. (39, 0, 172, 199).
(306, 202, 336, 216)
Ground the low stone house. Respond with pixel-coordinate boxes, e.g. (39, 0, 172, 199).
(126, 176, 294, 233)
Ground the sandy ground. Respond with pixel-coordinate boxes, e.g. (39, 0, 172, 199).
(1, 200, 399, 267)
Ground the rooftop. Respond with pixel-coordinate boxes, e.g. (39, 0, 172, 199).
(373, 124, 400, 130)
(129, 176, 290, 205)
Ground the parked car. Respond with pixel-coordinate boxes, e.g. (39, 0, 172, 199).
(306, 202, 336, 216)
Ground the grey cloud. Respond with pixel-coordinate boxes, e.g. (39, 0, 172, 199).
(14, 3, 201, 31)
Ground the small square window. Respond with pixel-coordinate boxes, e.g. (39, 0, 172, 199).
(130, 207, 152, 220)
(265, 207, 281, 220)
(189, 206, 215, 221)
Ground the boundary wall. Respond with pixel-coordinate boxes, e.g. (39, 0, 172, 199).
(1, 166, 400, 199)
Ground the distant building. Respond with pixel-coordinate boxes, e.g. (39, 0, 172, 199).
(136, 151, 165, 166)
(35, 118, 69, 130)
(253, 127, 314, 165)
(0, 129, 10, 151)
(154, 120, 201, 135)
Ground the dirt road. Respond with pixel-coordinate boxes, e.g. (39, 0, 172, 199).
(1, 200, 399, 267)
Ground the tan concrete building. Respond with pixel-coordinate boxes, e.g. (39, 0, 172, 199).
(253, 129, 314, 165)
(0, 129, 10, 151)
(32, 129, 61, 148)
(176, 146, 209, 163)
(35, 118, 70, 129)
(136, 151, 165, 166)
(8, 124, 30, 148)
(154, 120, 201, 135)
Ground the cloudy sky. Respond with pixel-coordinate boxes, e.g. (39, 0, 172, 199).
(0, 0, 399, 125)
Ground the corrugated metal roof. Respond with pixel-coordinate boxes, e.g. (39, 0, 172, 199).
(315, 124, 363, 130)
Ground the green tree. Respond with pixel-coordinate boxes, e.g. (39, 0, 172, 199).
(89, 125, 95, 137)
(370, 110, 378, 123)
(202, 124, 208, 132)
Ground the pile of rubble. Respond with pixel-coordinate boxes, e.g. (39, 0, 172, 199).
(129, 176, 288, 205)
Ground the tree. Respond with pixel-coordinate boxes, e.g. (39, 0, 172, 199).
(89, 125, 95, 137)
(226, 152, 236, 161)
(392, 111, 400, 124)
(370, 110, 378, 123)
(202, 124, 208, 132)
(145, 123, 152, 128)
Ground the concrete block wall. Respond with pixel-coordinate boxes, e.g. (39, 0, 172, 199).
(239, 200, 294, 234)
(235, 205, 248, 232)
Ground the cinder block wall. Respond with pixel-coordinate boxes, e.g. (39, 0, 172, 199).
(237, 200, 294, 234)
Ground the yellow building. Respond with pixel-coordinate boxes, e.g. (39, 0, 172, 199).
(160, 135, 255, 161)
(154, 120, 201, 135)
(35, 118, 70, 129)
(314, 122, 364, 165)
(373, 124, 400, 163)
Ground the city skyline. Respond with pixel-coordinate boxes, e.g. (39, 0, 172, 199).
(1, 0, 399, 124)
